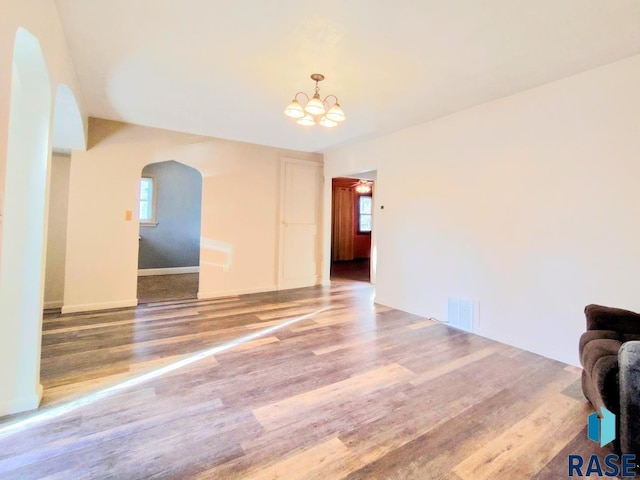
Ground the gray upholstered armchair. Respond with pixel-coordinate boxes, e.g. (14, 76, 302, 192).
(580, 304, 640, 456)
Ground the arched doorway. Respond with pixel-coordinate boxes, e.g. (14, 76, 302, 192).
(43, 84, 86, 310)
(0, 28, 52, 415)
(136, 160, 203, 303)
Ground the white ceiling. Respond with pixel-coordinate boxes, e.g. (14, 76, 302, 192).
(54, 0, 640, 153)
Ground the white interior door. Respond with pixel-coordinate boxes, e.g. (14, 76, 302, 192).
(278, 158, 321, 290)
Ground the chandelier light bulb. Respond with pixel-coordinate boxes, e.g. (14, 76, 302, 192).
(319, 116, 337, 128)
(305, 93, 325, 116)
(326, 103, 345, 122)
(284, 99, 305, 118)
(297, 114, 316, 126)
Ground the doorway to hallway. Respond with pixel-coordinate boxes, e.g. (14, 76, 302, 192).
(136, 160, 202, 304)
(330, 176, 375, 283)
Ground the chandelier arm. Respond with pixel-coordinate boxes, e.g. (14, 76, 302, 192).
(322, 94, 339, 107)
(294, 92, 310, 103)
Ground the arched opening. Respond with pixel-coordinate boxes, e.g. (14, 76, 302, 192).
(43, 84, 86, 310)
(0, 28, 52, 415)
(136, 160, 203, 304)
(52, 84, 86, 151)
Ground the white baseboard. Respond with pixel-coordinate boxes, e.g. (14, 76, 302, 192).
(61, 298, 138, 314)
(138, 266, 199, 276)
(198, 285, 277, 300)
(0, 383, 42, 417)
(43, 300, 63, 309)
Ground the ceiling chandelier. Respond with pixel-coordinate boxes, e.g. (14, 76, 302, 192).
(284, 73, 345, 127)
(354, 180, 372, 194)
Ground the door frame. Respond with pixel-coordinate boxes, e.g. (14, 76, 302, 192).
(324, 170, 378, 286)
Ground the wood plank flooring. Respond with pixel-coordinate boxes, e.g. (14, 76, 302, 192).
(137, 273, 199, 304)
(0, 282, 606, 479)
(330, 259, 370, 282)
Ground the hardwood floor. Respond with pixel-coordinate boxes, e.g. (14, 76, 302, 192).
(331, 259, 370, 283)
(0, 282, 603, 479)
(137, 273, 199, 304)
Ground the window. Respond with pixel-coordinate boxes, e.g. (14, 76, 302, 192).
(139, 177, 156, 224)
(358, 194, 372, 233)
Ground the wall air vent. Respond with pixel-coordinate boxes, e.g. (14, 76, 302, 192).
(447, 297, 474, 332)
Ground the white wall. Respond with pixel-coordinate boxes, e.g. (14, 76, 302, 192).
(324, 54, 640, 366)
(63, 119, 322, 313)
(44, 153, 71, 308)
(0, 0, 88, 237)
(0, 0, 88, 416)
(0, 36, 51, 416)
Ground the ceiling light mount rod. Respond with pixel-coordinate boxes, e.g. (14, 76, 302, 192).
(285, 73, 345, 127)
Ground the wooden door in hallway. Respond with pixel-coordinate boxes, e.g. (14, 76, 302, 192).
(278, 158, 321, 290)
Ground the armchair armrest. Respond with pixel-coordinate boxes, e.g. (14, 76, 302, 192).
(585, 304, 640, 335)
(619, 341, 640, 457)
(579, 330, 622, 361)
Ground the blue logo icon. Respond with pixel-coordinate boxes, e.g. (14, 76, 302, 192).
(587, 407, 616, 447)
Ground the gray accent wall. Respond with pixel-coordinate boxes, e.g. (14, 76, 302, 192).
(138, 160, 202, 269)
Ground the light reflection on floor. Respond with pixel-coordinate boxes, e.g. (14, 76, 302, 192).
(0, 306, 332, 440)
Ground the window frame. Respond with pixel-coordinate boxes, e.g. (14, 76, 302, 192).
(139, 176, 158, 226)
(357, 193, 372, 235)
